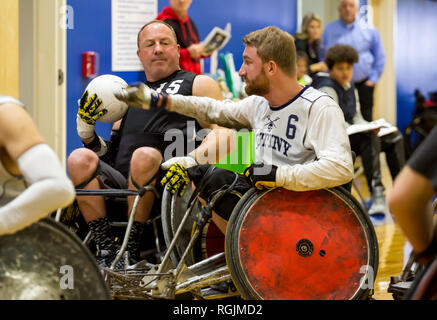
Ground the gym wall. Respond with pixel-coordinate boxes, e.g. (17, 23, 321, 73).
(0, 0, 19, 99)
(395, 0, 437, 133)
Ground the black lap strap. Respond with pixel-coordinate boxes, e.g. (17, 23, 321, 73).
(130, 171, 160, 198)
(75, 162, 101, 189)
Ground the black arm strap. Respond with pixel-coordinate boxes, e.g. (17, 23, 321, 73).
(187, 165, 217, 208)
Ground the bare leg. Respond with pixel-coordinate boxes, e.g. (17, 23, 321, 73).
(67, 148, 106, 222)
(127, 147, 162, 222)
(196, 190, 228, 235)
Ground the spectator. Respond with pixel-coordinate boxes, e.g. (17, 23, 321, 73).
(296, 51, 313, 85)
(323, 0, 385, 122)
(157, 0, 205, 74)
(314, 44, 390, 220)
(294, 13, 327, 78)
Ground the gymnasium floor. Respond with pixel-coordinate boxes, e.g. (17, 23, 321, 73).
(351, 155, 406, 300)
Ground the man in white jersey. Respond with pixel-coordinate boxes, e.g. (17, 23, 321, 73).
(0, 96, 75, 235)
(117, 26, 354, 227)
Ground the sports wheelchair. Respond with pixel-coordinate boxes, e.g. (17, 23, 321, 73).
(0, 217, 110, 299)
(59, 176, 379, 300)
(388, 199, 437, 300)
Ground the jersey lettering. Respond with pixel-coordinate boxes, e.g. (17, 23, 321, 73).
(286, 115, 299, 140)
(255, 132, 292, 157)
(155, 82, 167, 94)
(165, 79, 184, 94)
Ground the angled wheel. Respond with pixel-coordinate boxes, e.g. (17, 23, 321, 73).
(161, 185, 224, 266)
(0, 218, 110, 300)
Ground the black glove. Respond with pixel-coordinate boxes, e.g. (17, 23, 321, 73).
(115, 82, 168, 110)
(243, 162, 278, 190)
(160, 163, 191, 197)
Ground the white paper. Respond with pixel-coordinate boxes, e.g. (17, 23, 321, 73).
(112, 0, 157, 72)
(347, 118, 398, 137)
(201, 26, 231, 56)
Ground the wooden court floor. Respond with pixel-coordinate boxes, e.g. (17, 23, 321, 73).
(352, 156, 407, 300)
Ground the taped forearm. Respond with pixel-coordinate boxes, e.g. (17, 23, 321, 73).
(169, 95, 251, 130)
(0, 144, 75, 235)
(276, 158, 354, 192)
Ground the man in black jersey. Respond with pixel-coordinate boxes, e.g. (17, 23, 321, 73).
(67, 20, 231, 268)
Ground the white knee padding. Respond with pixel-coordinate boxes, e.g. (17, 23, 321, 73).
(0, 144, 75, 235)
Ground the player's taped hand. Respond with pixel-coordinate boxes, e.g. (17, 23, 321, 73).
(77, 90, 107, 125)
(115, 82, 167, 110)
(243, 162, 278, 190)
(161, 156, 198, 170)
(160, 163, 191, 197)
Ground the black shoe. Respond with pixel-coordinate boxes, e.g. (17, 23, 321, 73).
(96, 249, 125, 270)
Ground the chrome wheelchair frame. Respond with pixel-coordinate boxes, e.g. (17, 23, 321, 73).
(58, 183, 379, 300)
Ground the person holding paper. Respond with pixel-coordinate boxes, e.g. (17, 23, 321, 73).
(157, 0, 205, 74)
(314, 44, 404, 222)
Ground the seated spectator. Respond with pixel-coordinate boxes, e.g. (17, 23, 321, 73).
(313, 44, 391, 220)
(294, 13, 327, 79)
(296, 51, 313, 86)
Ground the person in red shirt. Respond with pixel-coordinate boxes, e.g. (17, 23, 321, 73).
(157, 0, 205, 74)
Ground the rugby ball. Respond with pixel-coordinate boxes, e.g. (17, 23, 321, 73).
(85, 74, 128, 123)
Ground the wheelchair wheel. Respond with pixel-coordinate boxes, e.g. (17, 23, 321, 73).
(0, 218, 110, 299)
(404, 258, 437, 300)
(225, 187, 379, 300)
(161, 185, 224, 266)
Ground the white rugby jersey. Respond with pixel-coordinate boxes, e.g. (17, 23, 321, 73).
(169, 86, 354, 191)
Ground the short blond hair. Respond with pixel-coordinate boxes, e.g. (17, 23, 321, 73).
(243, 26, 297, 76)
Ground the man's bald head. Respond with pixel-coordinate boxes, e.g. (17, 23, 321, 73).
(137, 20, 178, 49)
(339, 0, 359, 25)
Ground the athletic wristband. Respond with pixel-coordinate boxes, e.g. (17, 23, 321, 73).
(160, 93, 169, 108)
(150, 91, 168, 108)
(83, 133, 99, 149)
(84, 134, 108, 157)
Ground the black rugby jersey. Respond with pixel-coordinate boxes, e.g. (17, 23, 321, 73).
(114, 70, 203, 177)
